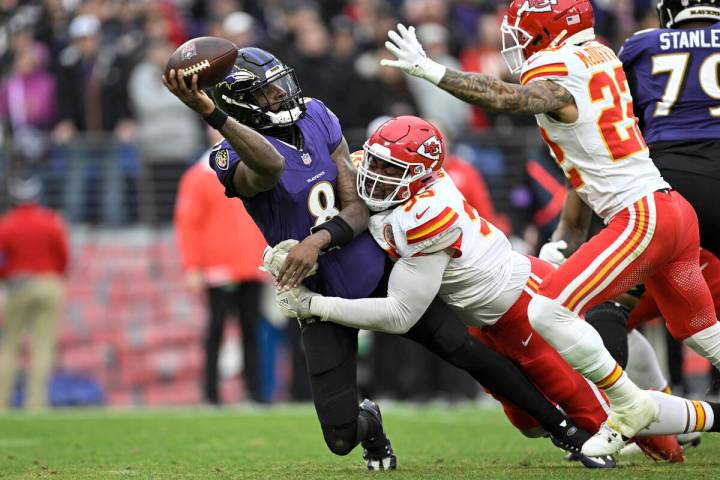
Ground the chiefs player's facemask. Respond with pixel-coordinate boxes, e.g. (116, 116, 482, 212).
(500, 18, 534, 74)
(357, 144, 429, 212)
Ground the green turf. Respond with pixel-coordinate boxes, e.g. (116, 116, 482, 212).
(0, 403, 718, 479)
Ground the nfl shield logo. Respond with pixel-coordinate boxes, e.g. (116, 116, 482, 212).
(301, 152, 312, 165)
(181, 42, 197, 61)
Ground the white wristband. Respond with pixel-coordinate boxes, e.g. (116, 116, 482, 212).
(309, 296, 330, 322)
(421, 59, 447, 85)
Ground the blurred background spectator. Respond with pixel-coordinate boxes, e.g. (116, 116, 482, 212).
(129, 39, 203, 226)
(0, 176, 68, 410)
(0, 0, 714, 408)
(0, 41, 55, 168)
(52, 13, 134, 225)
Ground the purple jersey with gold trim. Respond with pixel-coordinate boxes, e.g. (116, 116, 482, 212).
(619, 23, 720, 144)
(209, 98, 385, 299)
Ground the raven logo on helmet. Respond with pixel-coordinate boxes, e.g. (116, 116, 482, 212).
(215, 67, 256, 90)
(211, 47, 307, 130)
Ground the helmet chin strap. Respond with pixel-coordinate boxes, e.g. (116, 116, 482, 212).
(549, 29, 568, 48)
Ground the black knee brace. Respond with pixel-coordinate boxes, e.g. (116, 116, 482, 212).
(322, 419, 359, 456)
(586, 301, 630, 368)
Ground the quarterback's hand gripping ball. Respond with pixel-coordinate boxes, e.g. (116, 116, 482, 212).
(164, 36, 238, 90)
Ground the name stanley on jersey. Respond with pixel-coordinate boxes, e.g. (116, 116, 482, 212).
(659, 28, 720, 50)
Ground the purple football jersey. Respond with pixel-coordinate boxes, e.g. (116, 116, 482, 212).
(209, 98, 385, 299)
(620, 23, 720, 144)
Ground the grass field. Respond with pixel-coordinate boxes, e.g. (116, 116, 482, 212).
(0, 403, 718, 479)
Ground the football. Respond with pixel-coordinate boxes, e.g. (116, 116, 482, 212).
(165, 36, 238, 90)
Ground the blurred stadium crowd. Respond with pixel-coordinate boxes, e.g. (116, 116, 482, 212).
(0, 0, 661, 226)
(0, 0, 714, 409)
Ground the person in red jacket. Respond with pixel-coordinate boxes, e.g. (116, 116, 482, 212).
(0, 177, 69, 410)
(174, 131, 269, 404)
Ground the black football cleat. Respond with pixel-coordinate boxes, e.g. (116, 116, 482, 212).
(550, 421, 616, 469)
(359, 399, 397, 471)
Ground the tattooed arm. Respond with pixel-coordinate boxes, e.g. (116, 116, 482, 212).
(381, 24, 577, 121)
(439, 69, 577, 119)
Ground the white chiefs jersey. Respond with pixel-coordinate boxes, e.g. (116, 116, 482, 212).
(369, 172, 531, 328)
(520, 41, 669, 221)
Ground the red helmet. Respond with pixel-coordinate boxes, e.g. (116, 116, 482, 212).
(501, 0, 595, 73)
(358, 116, 444, 212)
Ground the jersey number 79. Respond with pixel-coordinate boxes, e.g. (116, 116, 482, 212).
(651, 52, 720, 117)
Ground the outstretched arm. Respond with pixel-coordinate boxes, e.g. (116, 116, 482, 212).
(163, 70, 284, 197)
(381, 24, 576, 120)
(438, 70, 574, 114)
(308, 251, 451, 333)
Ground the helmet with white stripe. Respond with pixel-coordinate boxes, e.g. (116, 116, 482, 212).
(501, 0, 595, 74)
(211, 47, 306, 130)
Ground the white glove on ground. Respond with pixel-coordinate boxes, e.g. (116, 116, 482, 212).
(380, 24, 446, 85)
(261, 239, 318, 279)
(276, 285, 319, 320)
(538, 240, 568, 267)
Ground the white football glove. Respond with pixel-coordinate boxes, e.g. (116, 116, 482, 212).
(538, 240, 568, 267)
(260, 239, 318, 279)
(380, 24, 447, 85)
(276, 285, 319, 320)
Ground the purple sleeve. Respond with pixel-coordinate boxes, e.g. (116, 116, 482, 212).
(618, 33, 646, 68)
(311, 99, 343, 152)
(208, 142, 243, 198)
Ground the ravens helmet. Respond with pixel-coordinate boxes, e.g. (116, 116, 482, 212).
(657, 0, 720, 28)
(211, 47, 306, 130)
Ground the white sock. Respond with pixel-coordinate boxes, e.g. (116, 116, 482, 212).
(527, 295, 639, 408)
(684, 322, 720, 369)
(638, 391, 716, 435)
(626, 329, 668, 391)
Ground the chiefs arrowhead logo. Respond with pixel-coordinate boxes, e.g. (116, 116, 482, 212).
(523, 0, 558, 13)
(417, 135, 442, 161)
